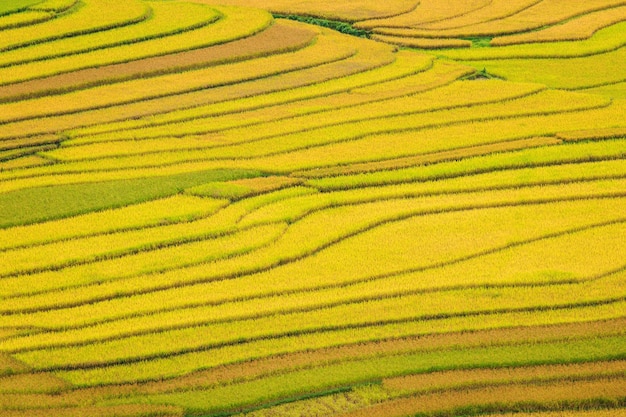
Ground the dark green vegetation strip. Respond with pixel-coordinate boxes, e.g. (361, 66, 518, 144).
(273, 14, 370, 38)
(0, 0, 43, 16)
(0, 169, 261, 228)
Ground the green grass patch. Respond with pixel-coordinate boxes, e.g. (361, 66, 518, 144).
(273, 14, 370, 38)
(0, 0, 43, 16)
(0, 169, 261, 228)
(462, 36, 493, 48)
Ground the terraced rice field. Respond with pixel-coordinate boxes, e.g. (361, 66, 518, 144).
(0, 1, 624, 416)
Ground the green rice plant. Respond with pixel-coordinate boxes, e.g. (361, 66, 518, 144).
(0, 11, 53, 31)
(581, 81, 626, 99)
(0, 169, 259, 228)
(0, 2, 221, 68)
(29, 0, 78, 12)
(0, 0, 43, 16)
(0, 0, 150, 53)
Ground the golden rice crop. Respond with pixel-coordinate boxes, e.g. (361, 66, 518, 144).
(308, 138, 626, 190)
(10, 181, 616, 305)
(556, 128, 626, 142)
(441, 21, 626, 61)
(108, 340, 626, 413)
(49, 79, 544, 156)
(0, 11, 53, 31)
(0, 22, 319, 106)
(355, 0, 492, 29)
(383, 360, 626, 392)
(0, 48, 425, 142)
(23, 319, 622, 406)
(0, 354, 28, 374)
(204, 0, 417, 21)
(0, 0, 149, 53)
(370, 34, 471, 49)
(0, 2, 221, 69)
(387, 0, 626, 39)
(0, 194, 227, 251)
(0, 134, 59, 151)
(581, 80, 626, 99)
(0, 222, 284, 301)
(0, 155, 50, 171)
(6, 221, 626, 360)
(465, 47, 626, 90)
(0, 5, 271, 86)
(491, 6, 626, 45)
(46, 88, 607, 165)
(244, 101, 624, 174)
(0, 29, 360, 124)
(0, 404, 184, 417)
(0, 373, 69, 393)
(484, 410, 626, 417)
(5, 258, 625, 354)
(295, 136, 558, 178)
(420, 0, 543, 30)
(30, 0, 79, 12)
(340, 377, 626, 417)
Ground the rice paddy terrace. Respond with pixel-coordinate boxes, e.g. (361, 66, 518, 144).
(0, 0, 625, 416)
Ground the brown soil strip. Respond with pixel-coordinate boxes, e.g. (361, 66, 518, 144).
(0, 22, 316, 103)
(293, 137, 560, 178)
(338, 377, 626, 417)
(383, 360, 626, 392)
